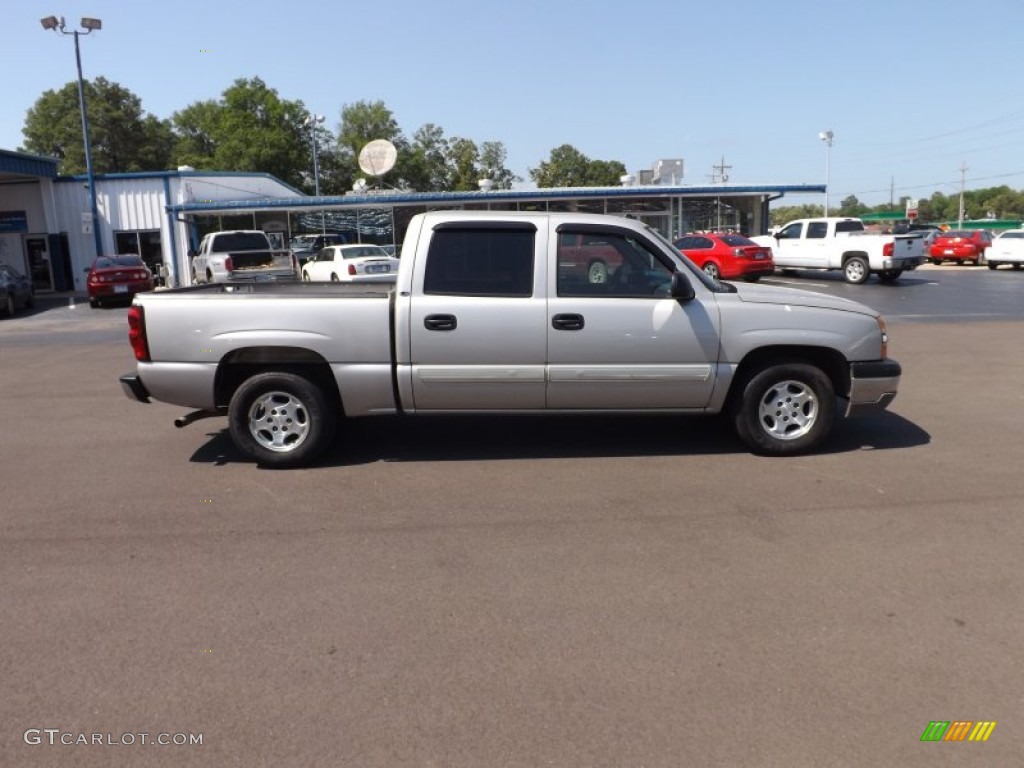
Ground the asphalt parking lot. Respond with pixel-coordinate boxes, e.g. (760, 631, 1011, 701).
(2, 268, 1023, 767)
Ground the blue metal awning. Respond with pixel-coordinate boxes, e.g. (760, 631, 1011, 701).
(0, 149, 59, 179)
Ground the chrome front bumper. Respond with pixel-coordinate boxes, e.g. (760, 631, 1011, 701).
(846, 359, 901, 416)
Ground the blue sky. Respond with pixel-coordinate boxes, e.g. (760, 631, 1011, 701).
(7, 0, 1023, 205)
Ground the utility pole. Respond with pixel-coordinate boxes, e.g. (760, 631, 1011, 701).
(713, 156, 731, 183)
(958, 162, 969, 228)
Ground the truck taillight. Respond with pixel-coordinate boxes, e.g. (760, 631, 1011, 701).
(883, 242, 894, 257)
(127, 305, 151, 362)
(348, 264, 357, 276)
(224, 256, 234, 273)
(877, 315, 888, 359)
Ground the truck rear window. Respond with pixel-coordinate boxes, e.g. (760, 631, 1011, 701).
(424, 229, 534, 296)
(211, 233, 270, 251)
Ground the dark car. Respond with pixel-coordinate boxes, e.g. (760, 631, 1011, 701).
(0, 263, 34, 316)
(86, 254, 154, 308)
(674, 233, 775, 281)
(289, 234, 347, 265)
(929, 230, 992, 265)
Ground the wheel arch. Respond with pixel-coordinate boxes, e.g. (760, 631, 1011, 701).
(214, 346, 344, 415)
(726, 345, 849, 410)
(840, 250, 870, 266)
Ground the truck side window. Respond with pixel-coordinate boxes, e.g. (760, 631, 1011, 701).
(806, 222, 828, 239)
(557, 229, 673, 298)
(778, 223, 803, 239)
(424, 228, 534, 296)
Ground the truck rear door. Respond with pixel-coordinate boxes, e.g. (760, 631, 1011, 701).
(404, 221, 547, 410)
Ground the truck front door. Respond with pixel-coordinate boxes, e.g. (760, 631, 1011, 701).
(406, 222, 548, 410)
(546, 225, 720, 410)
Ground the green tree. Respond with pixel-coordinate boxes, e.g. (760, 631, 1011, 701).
(446, 137, 480, 192)
(529, 144, 626, 187)
(838, 194, 866, 217)
(479, 141, 520, 191)
(171, 77, 310, 188)
(21, 77, 173, 174)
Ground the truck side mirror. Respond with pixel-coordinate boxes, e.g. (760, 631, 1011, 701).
(187, 249, 197, 258)
(670, 271, 695, 301)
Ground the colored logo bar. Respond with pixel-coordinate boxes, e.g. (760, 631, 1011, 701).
(921, 721, 996, 742)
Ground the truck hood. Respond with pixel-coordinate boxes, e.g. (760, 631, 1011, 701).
(731, 282, 878, 317)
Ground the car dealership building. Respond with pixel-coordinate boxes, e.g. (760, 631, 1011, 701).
(0, 147, 824, 292)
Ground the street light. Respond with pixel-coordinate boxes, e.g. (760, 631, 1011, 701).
(41, 14, 104, 264)
(819, 130, 833, 217)
(304, 114, 326, 233)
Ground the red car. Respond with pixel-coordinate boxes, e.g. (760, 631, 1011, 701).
(86, 254, 154, 307)
(674, 233, 774, 281)
(929, 230, 992, 265)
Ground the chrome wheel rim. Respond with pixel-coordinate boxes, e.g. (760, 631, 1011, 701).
(247, 391, 311, 453)
(845, 260, 866, 281)
(757, 379, 818, 441)
(704, 263, 720, 279)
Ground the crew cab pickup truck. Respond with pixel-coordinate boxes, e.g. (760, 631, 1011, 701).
(751, 217, 924, 284)
(121, 211, 902, 467)
(190, 230, 296, 284)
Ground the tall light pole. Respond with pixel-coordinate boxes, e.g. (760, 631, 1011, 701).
(41, 15, 104, 263)
(819, 130, 833, 217)
(304, 114, 326, 234)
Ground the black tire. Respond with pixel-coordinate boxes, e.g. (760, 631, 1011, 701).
(988, 261, 999, 270)
(731, 363, 835, 456)
(5, 294, 15, 316)
(89, 298, 100, 309)
(587, 260, 608, 284)
(742, 274, 761, 283)
(843, 256, 870, 284)
(228, 372, 336, 467)
(330, 273, 339, 282)
(929, 258, 942, 266)
(702, 262, 721, 280)
(878, 269, 903, 283)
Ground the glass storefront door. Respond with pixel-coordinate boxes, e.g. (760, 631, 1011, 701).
(25, 236, 53, 292)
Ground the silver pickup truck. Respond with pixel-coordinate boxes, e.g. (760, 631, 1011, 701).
(121, 211, 902, 466)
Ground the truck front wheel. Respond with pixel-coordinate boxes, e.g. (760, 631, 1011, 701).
(732, 363, 835, 456)
(843, 256, 870, 284)
(228, 372, 336, 467)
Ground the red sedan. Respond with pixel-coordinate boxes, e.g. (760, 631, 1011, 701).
(86, 254, 154, 307)
(674, 233, 774, 281)
(928, 230, 992, 265)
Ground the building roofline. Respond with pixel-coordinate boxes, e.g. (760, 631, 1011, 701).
(53, 169, 303, 195)
(167, 183, 826, 215)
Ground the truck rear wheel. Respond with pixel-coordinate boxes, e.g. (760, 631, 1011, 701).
(228, 372, 335, 467)
(843, 256, 870, 284)
(878, 269, 903, 283)
(731, 363, 835, 455)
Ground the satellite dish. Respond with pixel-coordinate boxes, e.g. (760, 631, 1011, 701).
(358, 139, 397, 177)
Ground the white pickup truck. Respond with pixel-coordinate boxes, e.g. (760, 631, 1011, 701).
(751, 217, 924, 284)
(121, 211, 902, 467)
(190, 230, 297, 284)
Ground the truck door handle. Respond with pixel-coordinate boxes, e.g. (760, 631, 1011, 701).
(552, 313, 585, 331)
(424, 314, 457, 331)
